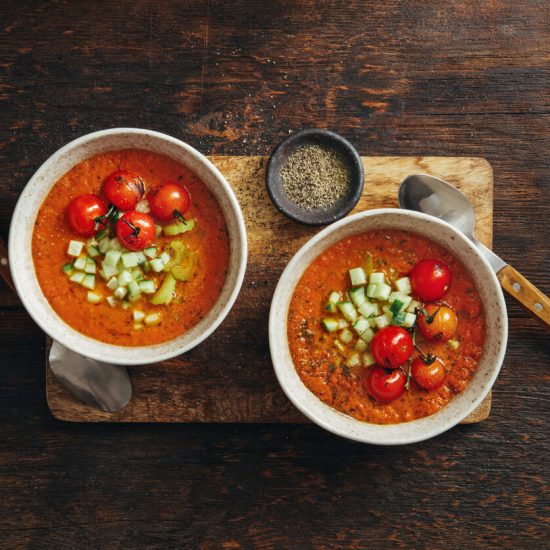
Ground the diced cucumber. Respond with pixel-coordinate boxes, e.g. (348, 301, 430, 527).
(366, 283, 377, 298)
(106, 277, 119, 291)
(337, 302, 357, 322)
(362, 352, 376, 367)
(144, 247, 158, 259)
(98, 269, 108, 281)
(86, 237, 98, 247)
(73, 257, 87, 271)
(336, 319, 348, 330)
(104, 250, 122, 268)
(402, 312, 417, 328)
(333, 340, 346, 354)
(121, 252, 138, 268)
(162, 219, 195, 236)
(155, 225, 162, 237)
(448, 338, 460, 350)
(359, 327, 375, 343)
(62, 263, 73, 275)
(395, 276, 412, 295)
(325, 302, 337, 313)
(392, 311, 406, 325)
(128, 280, 141, 299)
(150, 274, 176, 305)
(349, 267, 367, 286)
(160, 251, 171, 265)
(82, 274, 95, 290)
(86, 245, 100, 258)
(407, 300, 421, 313)
(389, 299, 405, 316)
(354, 339, 368, 352)
(388, 292, 412, 311)
(69, 271, 85, 284)
(67, 240, 84, 257)
(144, 312, 161, 326)
(131, 268, 144, 281)
(84, 258, 96, 274)
(121, 301, 130, 310)
(98, 237, 111, 254)
(374, 313, 391, 329)
(353, 317, 370, 335)
(373, 283, 391, 301)
(133, 323, 144, 331)
(135, 252, 147, 265)
(346, 353, 361, 368)
(358, 301, 379, 318)
(86, 291, 102, 304)
(349, 286, 366, 308)
(339, 328, 353, 344)
(138, 280, 156, 294)
(321, 318, 339, 332)
(118, 271, 134, 287)
(142, 261, 151, 273)
(101, 262, 119, 278)
(328, 291, 341, 304)
(109, 238, 123, 251)
(149, 258, 165, 273)
(133, 310, 146, 322)
(114, 286, 128, 300)
(369, 272, 385, 284)
(106, 296, 118, 308)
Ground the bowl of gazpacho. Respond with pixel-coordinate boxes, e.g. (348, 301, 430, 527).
(269, 209, 507, 444)
(9, 128, 247, 364)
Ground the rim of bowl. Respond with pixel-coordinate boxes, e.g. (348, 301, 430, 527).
(9, 128, 248, 365)
(269, 208, 508, 445)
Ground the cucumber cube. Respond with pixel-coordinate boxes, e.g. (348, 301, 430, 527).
(353, 316, 370, 335)
(346, 353, 361, 368)
(67, 240, 84, 257)
(109, 238, 123, 251)
(138, 280, 156, 294)
(101, 262, 119, 278)
(374, 313, 391, 329)
(135, 252, 147, 265)
(114, 286, 128, 300)
(325, 302, 337, 313)
(359, 327, 375, 343)
(336, 319, 349, 330)
(86, 291, 102, 304)
(98, 237, 111, 254)
(73, 257, 87, 271)
(337, 302, 357, 323)
(395, 276, 412, 295)
(366, 283, 377, 298)
(388, 292, 412, 311)
(339, 328, 354, 344)
(106, 277, 119, 291)
(358, 301, 379, 318)
(160, 251, 171, 265)
(106, 296, 118, 308)
(104, 250, 122, 268)
(118, 271, 134, 286)
(131, 269, 144, 281)
(362, 352, 376, 367)
(121, 252, 138, 268)
(144, 312, 161, 326)
(349, 286, 366, 307)
(328, 291, 341, 304)
(133, 310, 146, 322)
(321, 318, 339, 332)
(128, 280, 141, 299)
(82, 274, 96, 290)
(144, 247, 157, 259)
(349, 267, 367, 286)
(69, 271, 85, 284)
(84, 258, 96, 274)
(133, 323, 144, 331)
(369, 272, 385, 284)
(354, 339, 368, 352)
(402, 312, 417, 328)
(86, 245, 100, 258)
(374, 283, 392, 301)
(149, 258, 165, 273)
(407, 300, 421, 313)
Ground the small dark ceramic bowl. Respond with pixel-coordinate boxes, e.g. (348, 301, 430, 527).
(266, 129, 364, 226)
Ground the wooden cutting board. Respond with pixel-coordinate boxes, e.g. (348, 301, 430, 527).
(46, 156, 493, 424)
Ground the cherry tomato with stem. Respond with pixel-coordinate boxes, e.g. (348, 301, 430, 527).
(115, 210, 156, 251)
(370, 325, 414, 369)
(147, 182, 191, 222)
(409, 258, 452, 301)
(66, 194, 108, 237)
(417, 303, 458, 342)
(102, 170, 145, 211)
(363, 366, 406, 403)
(411, 354, 447, 391)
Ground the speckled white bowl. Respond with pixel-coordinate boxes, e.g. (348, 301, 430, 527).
(269, 209, 507, 445)
(9, 128, 247, 365)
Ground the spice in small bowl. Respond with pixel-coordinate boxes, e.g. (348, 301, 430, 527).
(266, 129, 364, 226)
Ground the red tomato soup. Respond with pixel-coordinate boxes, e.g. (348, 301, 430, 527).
(32, 149, 230, 346)
(287, 230, 485, 424)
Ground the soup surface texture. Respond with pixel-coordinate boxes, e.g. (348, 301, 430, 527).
(287, 230, 485, 424)
(33, 149, 230, 346)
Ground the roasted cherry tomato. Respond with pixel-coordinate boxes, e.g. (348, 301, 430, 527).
(147, 182, 191, 222)
(363, 366, 406, 403)
(102, 170, 145, 211)
(411, 355, 447, 391)
(370, 325, 414, 369)
(115, 210, 156, 251)
(66, 194, 108, 237)
(409, 258, 452, 301)
(417, 303, 458, 342)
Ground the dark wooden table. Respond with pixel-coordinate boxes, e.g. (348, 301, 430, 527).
(1, 2, 549, 548)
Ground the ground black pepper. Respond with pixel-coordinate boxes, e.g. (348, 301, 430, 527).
(280, 144, 352, 209)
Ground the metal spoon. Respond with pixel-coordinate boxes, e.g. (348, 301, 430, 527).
(0, 237, 132, 412)
(398, 174, 550, 330)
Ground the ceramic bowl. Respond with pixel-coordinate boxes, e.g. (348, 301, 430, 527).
(9, 128, 247, 365)
(269, 209, 507, 445)
(265, 129, 364, 225)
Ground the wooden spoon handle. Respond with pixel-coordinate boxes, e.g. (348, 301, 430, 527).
(498, 264, 550, 330)
(0, 237, 15, 292)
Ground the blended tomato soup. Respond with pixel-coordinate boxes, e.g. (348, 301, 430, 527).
(287, 230, 485, 424)
(32, 149, 230, 346)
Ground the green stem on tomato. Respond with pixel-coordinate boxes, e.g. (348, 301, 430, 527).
(413, 343, 437, 365)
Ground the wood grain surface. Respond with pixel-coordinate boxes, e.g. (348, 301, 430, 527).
(46, 155, 494, 424)
(1, 1, 549, 548)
